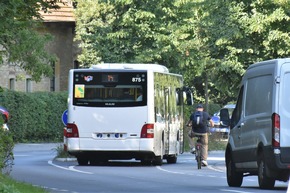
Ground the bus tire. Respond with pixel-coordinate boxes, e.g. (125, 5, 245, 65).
(153, 156, 162, 166)
(77, 156, 89, 166)
(90, 157, 108, 166)
(167, 155, 177, 164)
(141, 159, 152, 165)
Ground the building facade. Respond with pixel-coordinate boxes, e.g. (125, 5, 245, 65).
(0, 0, 78, 92)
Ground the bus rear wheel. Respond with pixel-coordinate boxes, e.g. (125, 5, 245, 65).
(141, 159, 152, 165)
(90, 157, 108, 165)
(77, 156, 89, 166)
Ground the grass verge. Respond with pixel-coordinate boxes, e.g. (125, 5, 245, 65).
(0, 174, 48, 193)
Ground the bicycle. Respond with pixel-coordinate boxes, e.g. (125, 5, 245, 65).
(195, 135, 203, 169)
(186, 124, 205, 169)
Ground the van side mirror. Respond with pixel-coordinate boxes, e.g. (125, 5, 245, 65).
(220, 108, 230, 127)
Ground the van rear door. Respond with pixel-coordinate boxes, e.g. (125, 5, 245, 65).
(279, 62, 290, 151)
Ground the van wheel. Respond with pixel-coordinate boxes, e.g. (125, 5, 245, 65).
(77, 156, 89, 166)
(226, 154, 243, 187)
(258, 154, 275, 189)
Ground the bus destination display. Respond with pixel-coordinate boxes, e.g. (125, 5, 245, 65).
(102, 74, 118, 83)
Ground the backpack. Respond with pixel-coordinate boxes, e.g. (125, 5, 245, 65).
(192, 111, 204, 128)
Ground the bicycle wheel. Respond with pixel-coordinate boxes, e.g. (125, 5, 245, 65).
(196, 145, 202, 169)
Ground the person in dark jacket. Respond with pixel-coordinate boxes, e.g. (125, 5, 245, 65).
(186, 104, 214, 166)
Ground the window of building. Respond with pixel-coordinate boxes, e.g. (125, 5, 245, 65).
(9, 78, 15, 90)
(50, 62, 55, 91)
(26, 78, 32, 92)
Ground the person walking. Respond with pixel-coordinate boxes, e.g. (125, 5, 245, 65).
(186, 104, 214, 166)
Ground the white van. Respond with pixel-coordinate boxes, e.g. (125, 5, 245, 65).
(220, 58, 290, 189)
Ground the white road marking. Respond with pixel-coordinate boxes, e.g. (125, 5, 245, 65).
(207, 165, 225, 173)
(48, 160, 93, 174)
(220, 189, 253, 193)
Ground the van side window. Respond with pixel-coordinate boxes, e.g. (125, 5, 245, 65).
(231, 86, 244, 129)
(245, 75, 272, 116)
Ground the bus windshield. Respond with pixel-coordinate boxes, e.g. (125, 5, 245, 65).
(77, 85, 143, 102)
(72, 71, 147, 107)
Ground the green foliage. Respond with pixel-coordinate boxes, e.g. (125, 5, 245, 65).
(74, 0, 290, 105)
(0, 0, 59, 82)
(0, 129, 14, 175)
(53, 144, 74, 159)
(75, 0, 195, 68)
(187, 0, 290, 102)
(0, 90, 67, 143)
(0, 174, 48, 193)
(208, 133, 227, 151)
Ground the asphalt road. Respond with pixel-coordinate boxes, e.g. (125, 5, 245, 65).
(10, 143, 288, 193)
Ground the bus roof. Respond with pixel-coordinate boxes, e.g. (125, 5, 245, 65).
(90, 63, 169, 73)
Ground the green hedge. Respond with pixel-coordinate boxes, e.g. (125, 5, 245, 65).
(0, 90, 67, 143)
(0, 89, 224, 147)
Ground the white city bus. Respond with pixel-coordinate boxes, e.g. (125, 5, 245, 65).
(64, 63, 192, 166)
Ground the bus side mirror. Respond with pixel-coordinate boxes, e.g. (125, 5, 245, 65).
(176, 88, 182, 106)
(176, 87, 193, 106)
(185, 91, 193, 105)
(220, 108, 230, 127)
(183, 87, 193, 106)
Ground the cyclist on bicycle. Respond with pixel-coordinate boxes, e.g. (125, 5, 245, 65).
(186, 104, 214, 166)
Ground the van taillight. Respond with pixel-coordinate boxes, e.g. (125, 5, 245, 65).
(141, 124, 154, 138)
(272, 113, 280, 148)
(65, 123, 79, 138)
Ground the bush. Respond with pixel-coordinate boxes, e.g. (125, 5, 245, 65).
(53, 144, 74, 159)
(0, 90, 67, 143)
(0, 129, 14, 175)
(0, 174, 48, 193)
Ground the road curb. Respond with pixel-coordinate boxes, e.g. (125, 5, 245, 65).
(55, 157, 77, 162)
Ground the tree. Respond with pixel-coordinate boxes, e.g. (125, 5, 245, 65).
(74, 0, 290, 105)
(187, 0, 290, 103)
(75, 0, 195, 67)
(74, 0, 229, 105)
(0, 0, 59, 82)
